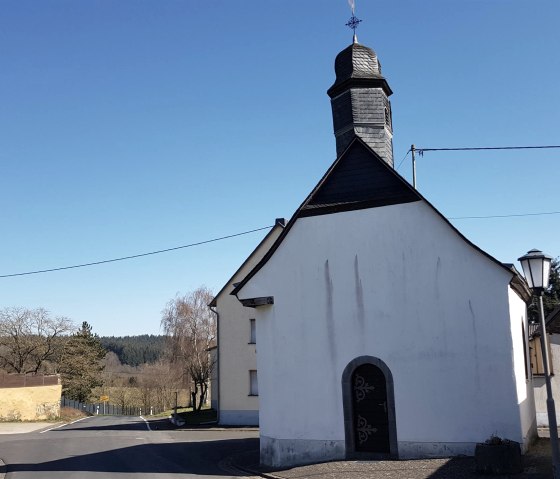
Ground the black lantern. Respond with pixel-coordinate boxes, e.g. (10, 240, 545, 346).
(518, 248, 552, 293)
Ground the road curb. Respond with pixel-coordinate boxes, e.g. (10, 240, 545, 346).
(222, 450, 285, 479)
(232, 463, 285, 479)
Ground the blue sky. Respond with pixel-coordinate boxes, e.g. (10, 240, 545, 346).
(1, 0, 559, 336)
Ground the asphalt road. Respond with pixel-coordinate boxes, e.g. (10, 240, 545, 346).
(0, 415, 260, 479)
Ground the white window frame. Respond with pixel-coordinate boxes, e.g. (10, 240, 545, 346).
(249, 318, 256, 344)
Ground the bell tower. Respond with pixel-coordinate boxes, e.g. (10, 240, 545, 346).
(327, 21, 394, 167)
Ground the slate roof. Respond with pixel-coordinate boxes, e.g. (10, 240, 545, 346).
(334, 43, 383, 80)
(300, 139, 420, 217)
(231, 136, 526, 299)
(328, 42, 392, 98)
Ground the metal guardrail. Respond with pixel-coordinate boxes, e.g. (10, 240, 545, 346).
(61, 396, 154, 416)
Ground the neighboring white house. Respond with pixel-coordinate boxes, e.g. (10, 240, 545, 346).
(232, 38, 536, 467)
(209, 219, 285, 425)
(531, 306, 560, 427)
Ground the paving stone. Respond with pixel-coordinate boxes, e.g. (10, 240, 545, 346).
(232, 437, 553, 479)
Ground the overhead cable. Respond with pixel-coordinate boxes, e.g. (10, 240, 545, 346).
(1, 208, 559, 278)
(416, 145, 560, 155)
(0, 225, 274, 278)
(448, 211, 560, 220)
(395, 149, 411, 171)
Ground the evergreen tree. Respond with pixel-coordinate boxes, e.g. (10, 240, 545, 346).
(99, 335, 166, 366)
(59, 322, 106, 402)
(528, 258, 560, 322)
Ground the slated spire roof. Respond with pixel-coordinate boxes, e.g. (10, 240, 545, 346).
(334, 42, 383, 82)
(328, 42, 392, 98)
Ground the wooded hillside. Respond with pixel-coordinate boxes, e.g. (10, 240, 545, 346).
(100, 335, 167, 366)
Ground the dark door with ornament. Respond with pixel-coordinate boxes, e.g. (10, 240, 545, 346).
(351, 363, 390, 453)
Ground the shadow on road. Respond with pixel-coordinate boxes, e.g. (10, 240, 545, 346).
(54, 417, 235, 432)
(6, 438, 259, 476)
(54, 420, 150, 432)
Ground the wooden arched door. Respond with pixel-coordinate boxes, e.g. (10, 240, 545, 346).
(351, 363, 390, 453)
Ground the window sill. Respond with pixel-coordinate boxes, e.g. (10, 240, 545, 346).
(248, 342, 256, 345)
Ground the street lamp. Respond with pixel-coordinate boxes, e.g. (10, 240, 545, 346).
(519, 249, 553, 294)
(518, 248, 559, 478)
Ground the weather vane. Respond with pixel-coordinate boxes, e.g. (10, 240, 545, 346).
(345, 0, 362, 40)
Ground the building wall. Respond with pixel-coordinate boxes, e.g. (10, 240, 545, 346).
(508, 287, 537, 447)
(216, 226, 283, 425)
(239, 201, 525, 467)
(0, 384, 62, 421)
(209, 347, 218, 410)
(533, 334, 560, 426)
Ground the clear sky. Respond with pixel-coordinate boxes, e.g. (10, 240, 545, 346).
(1, 0, 559, 336)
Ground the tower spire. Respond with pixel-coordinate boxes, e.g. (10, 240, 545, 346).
(327, 18, 394, 166)
(345, 0, 362, 43)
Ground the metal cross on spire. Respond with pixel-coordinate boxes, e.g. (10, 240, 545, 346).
(345, 0, 362, 42)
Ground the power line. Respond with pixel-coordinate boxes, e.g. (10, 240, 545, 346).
(396, 149, 411, 171)
(417, 145, 560, 154)
(0, 225, 274, 279)
(448, 211, 560, 220)
(2, 209, 560, 279)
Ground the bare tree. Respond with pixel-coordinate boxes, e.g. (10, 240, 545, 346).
(0, 307, 74, 374)
(137, 360, 182, 413)
(161, 287, 216, 410)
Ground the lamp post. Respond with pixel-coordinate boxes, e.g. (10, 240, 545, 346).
(519, 248, 559, 478)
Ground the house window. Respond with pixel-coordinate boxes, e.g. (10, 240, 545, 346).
(249, 318, 256, 344)
(529, 334, 554, 376)
(249, 370, 258, 396)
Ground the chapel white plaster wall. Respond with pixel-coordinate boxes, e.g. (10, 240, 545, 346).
(239, 201, 523, 448)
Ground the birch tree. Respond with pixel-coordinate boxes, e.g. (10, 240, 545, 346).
(161, 287, 216, 410)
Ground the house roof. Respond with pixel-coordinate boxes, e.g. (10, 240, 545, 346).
(547, 306, 560, 334)
(504, 264, 532, 303)
(208, 218, 285, 308)
(531, 305, 560, 337)
(232, 137, 525, 299)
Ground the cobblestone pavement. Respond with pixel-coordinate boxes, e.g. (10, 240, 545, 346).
(231, 438, 553, 479)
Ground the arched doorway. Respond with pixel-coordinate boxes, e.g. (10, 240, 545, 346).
(341, 356, 398, 459)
